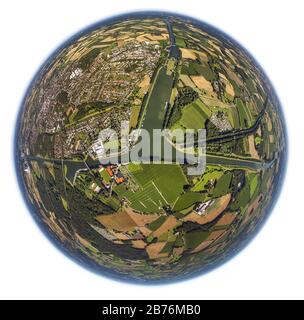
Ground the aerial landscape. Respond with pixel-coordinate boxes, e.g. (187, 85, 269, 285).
(16, 12, 286, 282)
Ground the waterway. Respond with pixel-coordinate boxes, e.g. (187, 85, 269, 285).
(141, 67, 174, 134)
(166, 19, 180, 59)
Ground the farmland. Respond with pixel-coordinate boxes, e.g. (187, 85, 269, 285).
(192, 166, 224, 192)
(174, 192, 207, 211)
(175, 99, 210, 130)
(236, 98, 254, 128)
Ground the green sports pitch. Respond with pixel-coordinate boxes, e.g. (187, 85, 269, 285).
(114, 163, 187, 213)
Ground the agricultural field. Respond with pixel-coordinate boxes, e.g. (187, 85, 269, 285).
(174, 192, 207, 211)
(236, 98, 254, 128)
(192, 166, 224, 191)
(130, 105, 141, 129)
(175, 37, 186, 47)
(174, 99, 210, 130)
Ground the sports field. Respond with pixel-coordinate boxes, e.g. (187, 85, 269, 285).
(114, 163, 187, 213)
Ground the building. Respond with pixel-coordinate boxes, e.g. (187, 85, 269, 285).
(106, 166, 114, 177)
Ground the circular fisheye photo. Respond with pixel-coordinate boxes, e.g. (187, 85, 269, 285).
(15, 11, 287, 283)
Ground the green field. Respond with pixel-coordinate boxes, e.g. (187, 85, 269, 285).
(130, 105, 141, 129)
(167, 59, 175, 75)
(160, 241, 175, 254)
(192, 167, 223, 192)
(173, 192, 207, 211)
(195, 99, 212, 117)
(249, 173, 260, 198)
(230, 79, 242, 96)
(100, 169, 111, 183)
(148, 216, 166, 231)
(226, 106, 240, 129)
(114, 163, 187, 213)
(213, 172, 233, 197)
(184, 230, 210, 250)
(181, 61, 215, 81)
(194, 63, 215, 81)
(245, 77, 256, 94)
(230, 173, 251, 211)
(176, 37, 186, 47)
(61, 196, 68, 211)
(236, 98, 253, 128)
(174, 99, 211, 130)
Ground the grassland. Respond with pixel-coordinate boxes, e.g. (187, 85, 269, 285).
(236, 98, 254, 128)
(179, 102, 208, 129)
(176, 37, 186, 47)
(166, 59, 175, 75)
(181, 61, 215, 81)
(148, 216, 166, 231)
(249, 173, 260, 198)
(192, 166, 223, 192)
(179, 74, 196, 88)
(183, 167, 233, 207)
(184, 230, 210, 250)
(174, 192, 207, 211)
(114, 164, 187, 213)
(226, 106, 240, 129)
(130, 105, 141, 129)
(100, 169, 111, 183)
(213, 172, 233, 197)
(173, 99, 211, 130)
(230, 173, 251, 211)
(61, 196, 68, 211)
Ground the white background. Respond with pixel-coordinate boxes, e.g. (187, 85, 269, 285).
(0, 0, 303, 300)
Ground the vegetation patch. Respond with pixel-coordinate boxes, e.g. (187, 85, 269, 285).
(184, 231, 210, 250)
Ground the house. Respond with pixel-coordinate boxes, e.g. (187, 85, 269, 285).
(101, 180, 110, 190)
(115, 171, 125, 184)
(115, 176, 125, 184)
(106, 166, 114, 177)
(90, 182, 101, 194)
(195, 199, 214, 216)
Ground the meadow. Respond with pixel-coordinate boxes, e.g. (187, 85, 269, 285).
(236, 98, 254, 128)
(174, 99, 211, 130)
